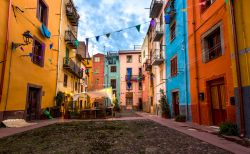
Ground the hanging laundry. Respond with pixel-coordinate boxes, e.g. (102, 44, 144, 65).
(40, 23, 51, 39)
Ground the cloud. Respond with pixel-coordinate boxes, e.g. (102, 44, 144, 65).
(73, 0, 151, 55)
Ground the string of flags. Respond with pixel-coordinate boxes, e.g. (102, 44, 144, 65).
(85, 21, 149, 42)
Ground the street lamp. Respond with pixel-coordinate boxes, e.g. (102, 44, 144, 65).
(11, 31, 33, 51)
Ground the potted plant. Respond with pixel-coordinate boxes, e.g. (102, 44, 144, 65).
(159, 89, 170, 118)
(54, 91, 64, 117)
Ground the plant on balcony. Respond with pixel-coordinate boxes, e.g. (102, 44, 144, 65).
(159, 89, 170, 118)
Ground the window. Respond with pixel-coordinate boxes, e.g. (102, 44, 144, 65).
(37, 0, 48, 26)
(111, 79, 116, 89)
(110, 66, 117, 73)
(139, 68, 142, 75)
(139, 55, 142, 63)
(171, 56, 178, 77)
(126, 55, 132, 63)
(94, 57, 100, 62)
(126, 82, 133, 90)
(75, 82, 78, 91)
(63, 74, 68, 87)
(139, 82, 142, 90)
(201, 0, 216, 13)
(81, 85, 84, 92)
(170, 21, 176, 41)
(202, 25, 222, 62)
(32, 39, 45, 67)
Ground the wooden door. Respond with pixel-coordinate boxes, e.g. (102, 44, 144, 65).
(27, 88, 40, 121)
(172, 91, 180, 116)
(209, 79, 226, 125)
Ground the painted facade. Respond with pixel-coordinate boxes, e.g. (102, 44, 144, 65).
(56, 0, 84, 112)
(227, 0, 250, 138)
(91, 53, 105, 91)
(141, 35, 151, 112)
(119, 50, 143, 110)
(0, 0, 61, 121)
(188, 0, 235, 125)
(165, 0, 191, 120)
(104, 52, 120, 106)
(148, 0, 166, 116)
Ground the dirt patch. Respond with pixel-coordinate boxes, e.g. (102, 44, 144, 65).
(0, 120, 230, 154)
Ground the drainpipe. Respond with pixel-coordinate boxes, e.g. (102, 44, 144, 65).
(192, 0, 201, 124)
(182, 0, 189, 120)
(229, 0, 245, 137)
(55, 0, 64, 103)
(1, 0, 12, 119)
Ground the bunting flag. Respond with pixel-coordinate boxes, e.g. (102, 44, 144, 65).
(96, 36, 100, 42)
(165, 15, 171, 24)
(29, 53, 33, 57)
(50, 43, 53, 49)
(150, 19, 155, 28)
(20, 47, 24, 51)
(135, 25, 141, 32)
(48, 58, 52, 64)
(106, 33, 111, 38)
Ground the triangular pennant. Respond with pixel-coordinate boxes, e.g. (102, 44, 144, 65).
(29, 52, 33, 57)
(20, 47, 24, 51)
(165, 15, 171, 24)
(150, 19, 155, 28)
(50, 43, 53, 49)
(106, 33, 111, 38)
(96, 36, 100, 42)
(135, 25, 141, 32)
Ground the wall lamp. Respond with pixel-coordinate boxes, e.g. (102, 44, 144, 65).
(12, 31, 33, 51)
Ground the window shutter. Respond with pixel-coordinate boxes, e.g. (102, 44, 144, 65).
(41, 43, 45, 66)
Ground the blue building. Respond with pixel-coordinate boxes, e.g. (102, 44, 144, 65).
(165, 0, 191, 120)
(104, 52, 120, 106)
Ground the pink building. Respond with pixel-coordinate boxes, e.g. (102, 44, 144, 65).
(119, 50, 143, 110)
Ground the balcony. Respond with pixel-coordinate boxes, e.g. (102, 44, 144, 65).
(153, 23, 164, 42)
(144, 59, 152, 71)
(66, 0, 80, 26)
(63, 57, 83, 78)
(150, 0, 163, 18)
(152, 49, 164, 65)
(125, 75, 145, 82)
(65, 30, 78, 49)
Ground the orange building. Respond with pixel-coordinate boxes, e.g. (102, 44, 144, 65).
(188, 0, 235, 125)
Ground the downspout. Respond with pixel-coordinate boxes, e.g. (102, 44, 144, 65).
(182, 0, 189, 120)
(192, 0, 201, 124)
(229, 0, 245, 137)
(55, 0, 64, 103)
(1, 0, 12, 119)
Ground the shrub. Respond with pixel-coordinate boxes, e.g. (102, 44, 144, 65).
(55, 91, 64, 107)
(219, 122, 238, 136)
(159, 89, 170, 118)
(175, 115, 186, 122)
(113, 99, 120, 112)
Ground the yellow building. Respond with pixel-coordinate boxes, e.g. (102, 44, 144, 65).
(227, 0, 250, 138)
(0, 0, 61, 121)
(56, 0, 87, 113)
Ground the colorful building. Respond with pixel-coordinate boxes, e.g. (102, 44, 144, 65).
(227, 0, 250, 137)
(165, 0, 191, 120)
(148, 0, 166, 115)
(56, 0, 83, 112)
(141, 35, 151, 112)
(104, 51, 120, 106)
(91, 53, 105, 90)
(119, 50, 143, 110)
(188, 0, 235, 125)
(0, 0, 61, 121)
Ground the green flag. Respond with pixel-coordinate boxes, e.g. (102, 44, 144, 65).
(135, 25, 141, 32)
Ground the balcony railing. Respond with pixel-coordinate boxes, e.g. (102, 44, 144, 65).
(65, 30, 78, 49)
(125, 75, 145, 82)
(153, 23, 164, 42)
(63, 57, 83, 78)
(150, 0, 163, 18)
(152, 49, 164, 65)
(66, 0, 80, 26)
(145, 59, 152, 71)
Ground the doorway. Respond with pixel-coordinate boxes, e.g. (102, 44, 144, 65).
(26, 84, 42, 121)
(172, 91, 180, 117)
(208, 78, 226, 125)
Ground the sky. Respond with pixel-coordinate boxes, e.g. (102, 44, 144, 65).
(73, 0, 151, 55)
